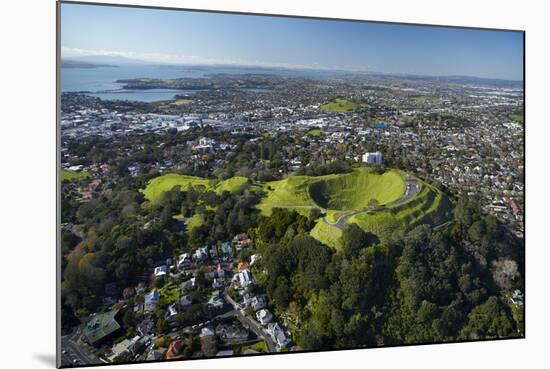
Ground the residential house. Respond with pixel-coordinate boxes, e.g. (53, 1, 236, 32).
(154, 265, 167, 278)
(216, 350, 234, 357)
(215, 321, 249, 344)
(251, 295, 267, 311)
(180, 295, 193, 309)
(511, 289, 524, 307)
(238, 269, 254, 289)
(267, 323, 291, 349)
(146, 348, 166, 361)
(166, 303, 178, 320)
(145, 289, 160, 312)
(107, 336, 140, 362)
(221, 242, 233, 259)
(207, 290, 224, 310)
(137, 319, 155, 336)
(200, 327, 217, 357)
(181, 277, 196, 292)
(131, 335, 151, 356)
(256, 309, 273, 325)
(194, 247, 208, 262)
(177, 253, 192, 269)
(165, 340, 185, 360)
(212, 278, 224, 289)
(233, 233, 253, 252)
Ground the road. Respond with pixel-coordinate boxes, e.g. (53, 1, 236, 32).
(322, 208, 366, 229)
(222, 287, 277, 352)
(61, 329, 102, 367)
(392, 178, 421, 206)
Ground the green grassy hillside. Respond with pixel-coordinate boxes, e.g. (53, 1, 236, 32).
(258, 168, 405, 215)
(257, 176, 313, 216)
(212, 176, 249, 194)
(141, 174, 248, 203)
(141, 169, 453, 249)
(141, 174, 212, 203)
(347, 183, 453, 238)
(310, 219, 343, 249)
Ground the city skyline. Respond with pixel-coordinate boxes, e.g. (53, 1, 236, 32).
(61, 3, 524, 81)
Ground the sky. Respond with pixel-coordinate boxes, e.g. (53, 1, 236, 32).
(61, 3, 524, 81)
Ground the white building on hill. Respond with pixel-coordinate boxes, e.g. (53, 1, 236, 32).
(362, 151, 383, 165)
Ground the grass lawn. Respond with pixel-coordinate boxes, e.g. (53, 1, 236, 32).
(257, 176, 313, 216)
(247, 341, 268, 352)
(212, 176, 248, 194)
(411, 95, 440, 103)
(320, 98, 367, 112)
(159, 282, 179, 305)
(348, 182, 453, 238)
(509, 113, 524, 123)
(61, 169, 90, 181)
(234, 340, 269, 354)
(141, 173, 212, 203)
(305, 129, 322, 136)
(171, 98, 192, 105)
(157, 98, 192, 109)
(185, 213, 205, 235)
(310, 219, 343, 249)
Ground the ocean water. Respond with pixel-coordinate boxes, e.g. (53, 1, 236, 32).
(61, 63, 329, 102)
(61, 64, 208, 102)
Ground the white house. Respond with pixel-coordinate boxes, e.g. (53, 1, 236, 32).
(177, 253, 192, 269)
(256, 309, 273, 325)
(239, 269, 254, 289)
(194, 247, 208, 262)
(153, 265, 167, 278)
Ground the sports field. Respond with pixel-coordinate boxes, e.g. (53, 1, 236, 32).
(320, 98, 368, 112)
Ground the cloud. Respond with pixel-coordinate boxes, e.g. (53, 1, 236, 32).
(61, 46, 373, 72)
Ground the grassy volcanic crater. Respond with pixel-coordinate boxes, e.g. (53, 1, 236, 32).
(307, 170, 405, 211)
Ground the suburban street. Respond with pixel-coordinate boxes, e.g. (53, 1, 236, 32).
(222, 287, 277, 352)
(61, 330, 102, 367)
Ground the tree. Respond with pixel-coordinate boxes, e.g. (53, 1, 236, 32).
(341, 224, 370, 257)
(273, 276, 291, 309)
(459, 296, 515, 340)
(156, 318, 168, 334)
(491, 258, 519, 290)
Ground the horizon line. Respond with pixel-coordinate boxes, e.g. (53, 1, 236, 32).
(61, 48, 524, 83)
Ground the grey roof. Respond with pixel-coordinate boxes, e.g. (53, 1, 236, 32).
(82, 310, 121, 344)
